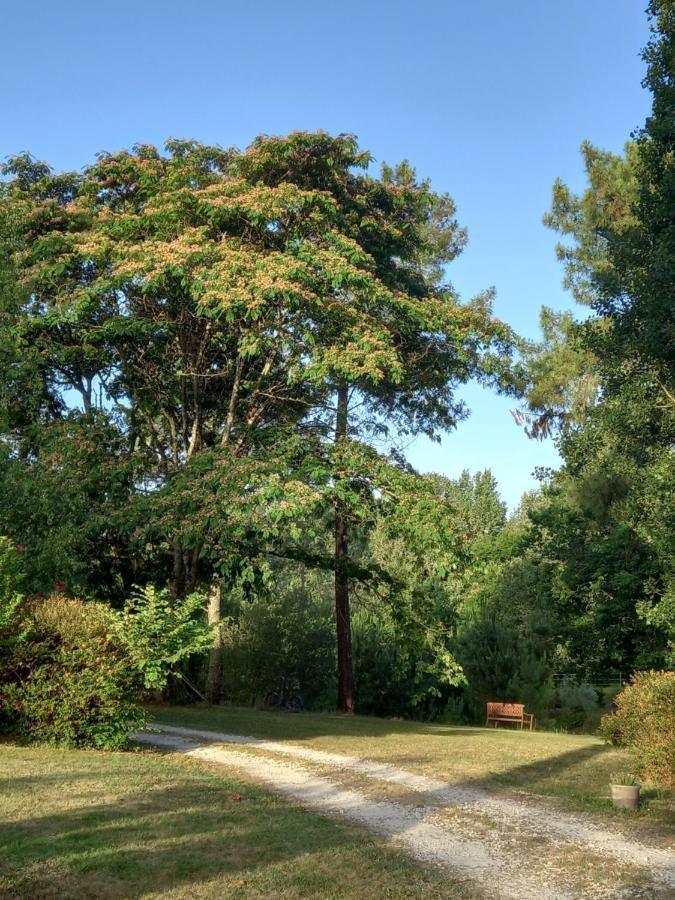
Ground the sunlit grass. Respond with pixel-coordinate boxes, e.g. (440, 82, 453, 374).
(151, 705, 673, 831)
(0, 741, 469, 899)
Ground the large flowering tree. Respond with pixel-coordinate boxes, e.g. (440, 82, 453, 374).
(1, 132, 521, 709)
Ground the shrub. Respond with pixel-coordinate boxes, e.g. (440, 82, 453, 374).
(0, 537, 26, 732)
(221, 587, 335, 709)
(553, 707, 587, 732)
(1, 596, 145, 748)
(353, 608, 463, 721)
(352, 612, 410, 718)
(441, 695, 466, 724)
(0, 536, 23, 634)
(557, 676, 599, 711)
(111, 585, 213, 690)
(454, 611, 553, 722)
(0, 587, 211, 749)
(598, 683, 622, 708)
(454, 614, 519, 718)
(600, 670, 675, 788)
(506, 648, 555, 720)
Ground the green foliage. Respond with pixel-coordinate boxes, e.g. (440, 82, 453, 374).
(0, 539, 26, 733)
(441, 695, 467, 724)
(0, 536, 23, 634)
(556, 677, 599, 712)
(488, 471, 669, 677)
(516, 307, 600, 439)
(454, 608, 553, 722)
(456, 616, 517, 711)
(608, 771, 641, 786)
(112, 585, 212, 689)
(351, 612, 409, 717)
(506, 646, 555, 720)
(553, 708, 588, 733)
(351, 607, 461, 720)
(0, 132, 523, 713)
(514, 2, 675, 692)
(0, 586, 213, 747)
(0, 416, 137, 601)
(0, 133, 518, 484)
(0, 33, 670, 723)
(544, 141, 640, 309)
(221, 577, 335, 709)
(600, 670, 675, 787)
(431, 469, 506, 551)
(638, 581, 675, 667)
(0, 596, 145, 748)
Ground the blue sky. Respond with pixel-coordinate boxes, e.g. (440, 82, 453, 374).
(1, 1, 652, 508)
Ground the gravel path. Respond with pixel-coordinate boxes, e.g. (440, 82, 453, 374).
(136, 723, 675, 898)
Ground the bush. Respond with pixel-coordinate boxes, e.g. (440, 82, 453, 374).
(0, 596, 145, 748)
(0, 587, 211, 748)
(598, 683, 622, 708)
(353, 608, 463, 721)
(221, 587, 335, 709)
(441, 695, 466, 724)
(352, 612, 410, 718)
(506, 647, 555, 720)
(557, 676, 599, 711)
(552, 707, 587, 732)
(454, 611, 553, 722)
(0, 536, 23, 633)
(600, 670, 675, 787)
(112, 585, 213, 690)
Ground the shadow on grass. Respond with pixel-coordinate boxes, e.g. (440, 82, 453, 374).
(0, 772, 107, 790)
(381, 741, 611, 787)
(150, 703, 497, 742)
(150, 704, 617, 796)
(481, 742, 611, 792)
(0, 763, 475, 900)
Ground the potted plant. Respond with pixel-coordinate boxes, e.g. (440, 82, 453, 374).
(609, 772, 641, 810)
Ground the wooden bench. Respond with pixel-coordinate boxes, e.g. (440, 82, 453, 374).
(485, 702, 535, 730)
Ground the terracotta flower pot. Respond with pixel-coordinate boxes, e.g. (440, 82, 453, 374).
(610, 784, 640, 810)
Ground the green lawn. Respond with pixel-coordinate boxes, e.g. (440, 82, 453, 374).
(0, 740, 468, 899)
(2, 711, 672, 899)
(151, 705, 673, 829)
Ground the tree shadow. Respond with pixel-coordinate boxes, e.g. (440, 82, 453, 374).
(150, 703, 520, 742)
(150, 705, 616, 793)
(145, 714, 632, 823)
(0, 766, 478, 899)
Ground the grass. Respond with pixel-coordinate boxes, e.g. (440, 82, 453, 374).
(151, 704, 674, 831)
(0, 739, 470, 900)
(2, 715, 672, 899)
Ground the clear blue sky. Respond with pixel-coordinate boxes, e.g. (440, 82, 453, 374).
(1, 0, 652, 509)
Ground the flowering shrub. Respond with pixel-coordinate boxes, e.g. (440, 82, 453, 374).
(600, 670, 675, 788)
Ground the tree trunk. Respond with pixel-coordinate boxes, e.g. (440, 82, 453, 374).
(334, 383, 355, 713)
(206, 580, 223, 705)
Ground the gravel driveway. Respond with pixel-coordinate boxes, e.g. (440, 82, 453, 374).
(136, 723, 675, 899)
